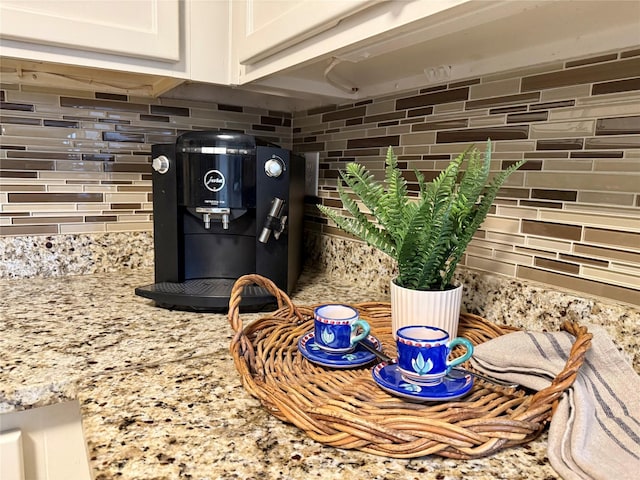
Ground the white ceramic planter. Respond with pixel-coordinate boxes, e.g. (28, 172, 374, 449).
(390, 280, 463, 338)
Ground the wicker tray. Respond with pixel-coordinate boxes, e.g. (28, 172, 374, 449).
(228, 274, 592, 459)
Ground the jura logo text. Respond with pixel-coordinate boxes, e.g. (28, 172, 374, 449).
(203, 169, 225, 192)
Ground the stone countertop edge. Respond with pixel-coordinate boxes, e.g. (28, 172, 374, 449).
(1, 267, 637, 479)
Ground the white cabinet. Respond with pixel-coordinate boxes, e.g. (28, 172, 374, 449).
(0, 0, 180, 62)
(231, 0, 472, 86)
(0, 402, 92, 480)
(231, 0, 640, 102)
(0, 0, 231, 95)
(235, 0, 382, 65)
(0, 430, 24, 480)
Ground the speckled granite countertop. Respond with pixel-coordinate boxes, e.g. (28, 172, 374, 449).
(0, 267, 610, 479)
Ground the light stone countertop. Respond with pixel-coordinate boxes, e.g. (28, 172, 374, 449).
(0, 267, 585, 479)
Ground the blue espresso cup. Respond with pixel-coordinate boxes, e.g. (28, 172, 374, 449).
(313, 304, 370, 354)
(396, 325, 474, 386)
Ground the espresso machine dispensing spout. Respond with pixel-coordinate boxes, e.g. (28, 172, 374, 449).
(195, 207, 231, 229)
(259, 197, 287, 243)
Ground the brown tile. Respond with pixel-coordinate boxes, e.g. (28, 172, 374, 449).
(566, 53, 618, 68)
(321, 106, 366, 122)
(535, 257, 580, 274)
(436, 125, 528, 143)
(621, 48, 640, 58)
(522, 57, 640, 91)
(585, 136, 640, 149)
(517, 265, 640, 305)
(60, 96, 148, 113)
(595, 116, 640, 135)
(502, 159, 542, 170)
(0, 171, 37, 178)
(395, 87, 469, 110)
(574, 243, 640, 265)
(7, 151, 82, 160)
(82, 154, 116, 162)
(110, 203, 142, 210)
(411, 119, 469, 132)
(0, 225, 58, 235)
(12, 216, 82, 224)
(149, 105, 189, 116)
(363, 112, 406, 123)
(96, 92, 128, 101)
(522, 219, 582, 241)
(260, 115, 289, 126)
(506, 111, 548, 123)
(0, 115, 41, 125)
(252, 124, 276, 132)
(140, 114, 170, 122)
(531, 189, 577, 202)
(407, 106, 435, 117)
(570, 151, 623, 158)
(529, 100, 575, 111)
(524, 151, 568, 159)
(116, 185, 150, 192)
(536, 139, 584, 150)
(346, 135, 400, 148)
(85, 215, 117, 222)
(584, 227, 640, 250)
(43, 119, 79, 128)
(0, 159, 56, 170)
(520, 200, 563, 209)
(7, 192, 104, 203)
(346, 118, 363, 126)
(0, 101, 34, 112)
(0, 184, 46, 192)
(102, 132, 146, 143)
(592, 77, 640, 95)
(449, 78, 481, 88)
(466, 92, 540, 110)
(419, 85, 448, 93)
(558, 253, 609, 268)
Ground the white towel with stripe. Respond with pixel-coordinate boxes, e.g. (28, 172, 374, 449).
(470, 325, 640, 480)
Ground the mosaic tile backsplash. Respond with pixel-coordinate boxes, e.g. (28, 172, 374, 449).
(294, 49, 640, 307)
(1, 48, 639, 307)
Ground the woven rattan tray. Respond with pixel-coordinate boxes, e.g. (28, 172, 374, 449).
(228, 274, 592, 459)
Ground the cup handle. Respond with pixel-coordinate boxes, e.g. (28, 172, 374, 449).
(446, 337, 474, 371)
(349, 319, 370, 346)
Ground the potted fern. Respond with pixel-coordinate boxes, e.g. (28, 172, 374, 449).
(317, 141, 525, 337)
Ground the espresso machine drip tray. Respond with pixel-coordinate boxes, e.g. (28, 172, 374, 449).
(135, 279, 276, 311)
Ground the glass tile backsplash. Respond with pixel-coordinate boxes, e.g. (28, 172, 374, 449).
(294, 48, 639, 306)
(1, 48, 639, 306)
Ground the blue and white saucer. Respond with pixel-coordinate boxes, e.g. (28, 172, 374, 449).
(298, 332, 382, 369)
(372, 362, 474, 402)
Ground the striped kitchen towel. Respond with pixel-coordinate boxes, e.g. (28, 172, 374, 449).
(470, 325, 640, 480)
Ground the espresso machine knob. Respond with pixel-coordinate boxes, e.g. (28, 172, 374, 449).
(152, 155, 170, 174)
(264, 157, 284, 178)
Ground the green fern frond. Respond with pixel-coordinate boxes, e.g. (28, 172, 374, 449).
(316, 141, 526, 291)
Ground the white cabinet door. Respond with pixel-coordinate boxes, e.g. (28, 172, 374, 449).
(232, 0, 473, 86)
(235, 0, 382, 65)
(0, 0, 180, 62)
(0, 402, 92, 480)
(0, 430, 25, 480)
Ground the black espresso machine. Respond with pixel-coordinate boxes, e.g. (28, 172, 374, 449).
(135, 131, 305, 310)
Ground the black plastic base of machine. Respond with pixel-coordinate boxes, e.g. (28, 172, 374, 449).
(135, 278, 276, 312)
